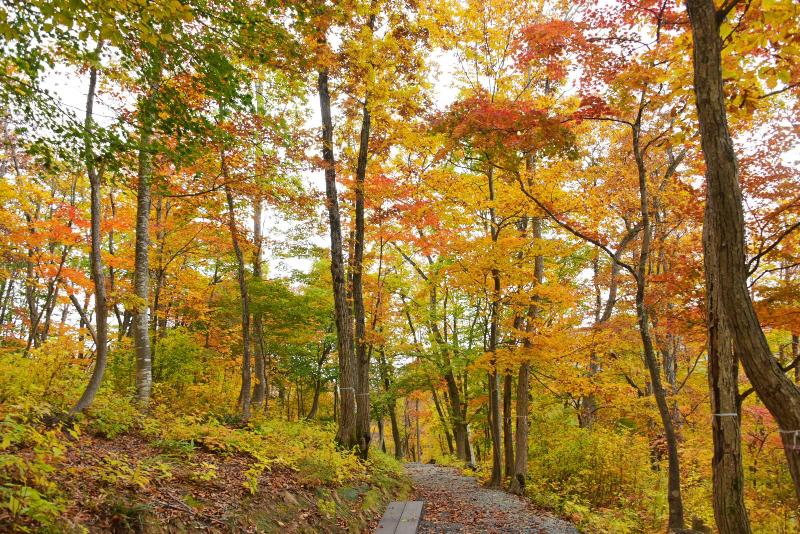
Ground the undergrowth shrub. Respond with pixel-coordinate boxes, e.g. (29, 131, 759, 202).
(142, 413, 373, 487)
(0, 342, 84, 409)
(105, 339, 136, 395)
(0, 414, 70, 529)
(365, 450, 406, 492)
(252, 419, 366, 484)
(0, 345, 407, 532)
(152, 328, 209, 394)
(106, 332, 222, 414)
(84, 395, 139, 438)
(527, 408, 660, 533)
(742, 406, 799, 532)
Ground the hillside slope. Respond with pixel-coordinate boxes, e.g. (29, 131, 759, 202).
(0, 402, 409, 533)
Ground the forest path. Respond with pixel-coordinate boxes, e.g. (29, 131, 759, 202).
(406, 463, 579, 534)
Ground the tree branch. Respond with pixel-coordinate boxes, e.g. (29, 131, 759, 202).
(748, 220, 800, 276)
(392, 243, 429, 281)
(716, 0, 743, 24)
(69, 293, 97, 346)
(622, 371, 646, 397)
(514, 173, 639, 277)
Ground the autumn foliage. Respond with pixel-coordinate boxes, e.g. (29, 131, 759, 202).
(1, 0, 800, 532)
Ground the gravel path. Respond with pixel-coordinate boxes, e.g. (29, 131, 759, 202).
(406, 463, 580, 534)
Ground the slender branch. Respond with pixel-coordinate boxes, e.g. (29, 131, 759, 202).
(749, 261, 800, 288)
(576, 115, 634, 127)
(738, 387, 755, 404)
(392, 243, 429, 281)
(758, 82, 800, 99)
(747, 220, 800, 275)
(781, 352, 800, 374)
(716, 0, 743, 24)
(676, 349, 705, 393)
(69, 293, 97, 345)
(622, 371, 646, 397)
(514, 173, 639, 276)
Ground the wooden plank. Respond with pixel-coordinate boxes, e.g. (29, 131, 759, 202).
(394, 500, 424, 534)
(375, 501, 406, 533)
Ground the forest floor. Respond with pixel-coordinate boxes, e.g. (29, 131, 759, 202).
(1, 405, 411, 533)
(407, 463, 580, 534)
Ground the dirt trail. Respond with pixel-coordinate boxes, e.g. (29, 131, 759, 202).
(406, 463, 580, 534)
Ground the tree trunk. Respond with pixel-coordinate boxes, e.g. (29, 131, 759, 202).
(265, 351, 271, 415)
(379, 347, 403, 459)
(252, 318, 266, 406)
(430, 385, 454, 455)
(442, 369, 468, 460)
(40, 283, 60, 343)
(317, 67, 358, 450)
(488, 370, 502, 487)
(133, 89, 156, 407)
(404, 398, 412, 460)
(108, 191, 124, 332)
(0, 276, 14, 336)
(353, 17, 375, 456)
(333, 379, 338, 423)
(286, 383, 291, 421)
(297, 379, 304, 419)
(510, 217, 543, 495)
(415, 397, 422, 462)
(389, 402, 402, 459)
(73, 56, 109, 413)
(793, 334, 799, 384)
(222, 157, 251, 420)
(307, 343, 329, 420)
(632, 121, 684, 531)
(465, 424, 476, 465)
(251, 195, 267, 407)
(510, 361, 529, 495)
(487, 166, 503, 488)
(0, 279, 6, 336)
(503, 373, 514, 478)
(307, 376, 322, 420)
(706, 265, 751, 533)
(687, 0, 800, 504)
(378, 417, 386, 453)
(151, 195, 166, 367)
(24, 247, 38, 350)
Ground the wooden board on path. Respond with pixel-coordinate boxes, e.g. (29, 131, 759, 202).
(375, 501, 424, 534)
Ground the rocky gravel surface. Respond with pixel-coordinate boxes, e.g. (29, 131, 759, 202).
(406, 463, 580, 534)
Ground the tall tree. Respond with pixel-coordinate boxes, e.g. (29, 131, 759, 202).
(486, 166, 504, 488)
(72, 44, 108, 414)
(352, 11, 377, 459)
(221, 148, 252, 419)
(509, 215, 542, 495)
(687, 0, 800, 510)
(251, 191, 267, 408)
(133, 67, 159, 407)
(318, 65, 359, 450)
